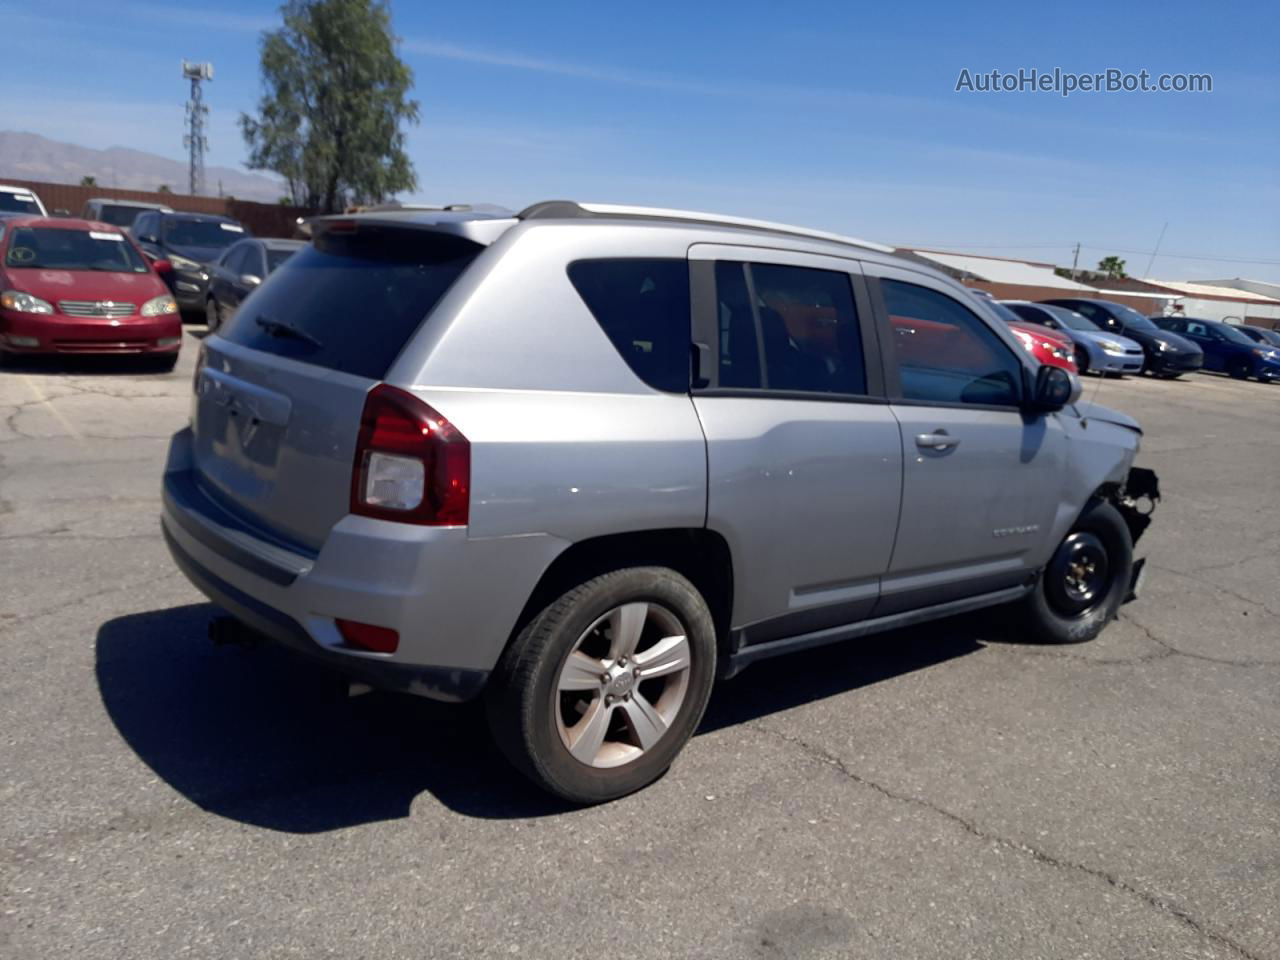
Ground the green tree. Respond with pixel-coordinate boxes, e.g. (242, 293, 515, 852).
(79, 175, 97, 187)
(239, 0, 418, 212)
(157, 184, 173, 194)
(1097, 256, 1127, 279)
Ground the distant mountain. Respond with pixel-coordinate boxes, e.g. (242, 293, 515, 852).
(0, 131, 285, 202)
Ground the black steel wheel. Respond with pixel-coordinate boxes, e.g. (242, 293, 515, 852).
(1013, 500, 1133, 644)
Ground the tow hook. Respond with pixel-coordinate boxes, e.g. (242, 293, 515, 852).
(209, 615, 260, 649)
(1116, 466, 1160, 546)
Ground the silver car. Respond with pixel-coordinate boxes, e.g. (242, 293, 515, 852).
(162, 202, 1160, 803)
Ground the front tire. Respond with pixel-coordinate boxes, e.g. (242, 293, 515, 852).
(486, 567, 716, 804)
(1074, 347, 1090, 376)
(1228, 358, 1250, 380)
(1014, 500, 1133, 644)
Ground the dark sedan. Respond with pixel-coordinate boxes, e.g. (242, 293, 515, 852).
(204, 238, 305, 333)
(1232, 323, 1280, 349)
(1153, 317, 1280, 382)
(1042, 298, 1203, 379)
(133, 211, 249, 314)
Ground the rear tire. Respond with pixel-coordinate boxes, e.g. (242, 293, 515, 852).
(1013, 500, 1133, 644)
(205, 297, 222, 334)
(485, 567, 716, 804)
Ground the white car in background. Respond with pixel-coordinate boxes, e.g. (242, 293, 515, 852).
(0, 185, 48, 217)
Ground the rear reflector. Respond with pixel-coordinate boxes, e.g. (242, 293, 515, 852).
(336, 619, 399, 654)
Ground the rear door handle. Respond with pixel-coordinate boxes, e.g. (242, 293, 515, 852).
(915, 431, 959, 450)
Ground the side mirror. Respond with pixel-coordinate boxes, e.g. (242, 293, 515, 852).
(240, 274, 262, 288)
(152, 259, 173, 275)
(1026, 364, 1080, 412)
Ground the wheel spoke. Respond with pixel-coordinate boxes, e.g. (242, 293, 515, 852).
(608, 602, 648, 659)
(567, 698, 611, 764)
(619, 692, 668, 751)
(559, 651, 604, 692)
(633, 634, 690, 680)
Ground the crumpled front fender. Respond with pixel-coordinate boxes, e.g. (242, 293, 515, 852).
(1113, 466, 1160, 545)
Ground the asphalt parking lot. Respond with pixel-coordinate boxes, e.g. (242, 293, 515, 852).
(3, 331, 1277, 960)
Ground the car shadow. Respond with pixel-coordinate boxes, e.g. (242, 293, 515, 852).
(96, 603, 984, 831)
(0, 353, 175, 377)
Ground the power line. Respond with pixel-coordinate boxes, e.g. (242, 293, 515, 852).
(895, 240, 1280, 266)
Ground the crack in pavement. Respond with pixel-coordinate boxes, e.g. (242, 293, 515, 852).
(1149, 563, 1280, 620)
(749, 720, 1269, 960)
(0, 571, 184, 634)
(1117, 612, 1280, 667)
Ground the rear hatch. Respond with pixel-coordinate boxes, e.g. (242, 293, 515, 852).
(191, 223, 485, 550)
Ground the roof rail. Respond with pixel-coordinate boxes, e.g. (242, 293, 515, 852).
(517, 200, 894, 254)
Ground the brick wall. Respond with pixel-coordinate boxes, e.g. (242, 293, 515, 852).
(5, 179, 317, 238)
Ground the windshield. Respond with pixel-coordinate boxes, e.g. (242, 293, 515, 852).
(1215, 323, 1258, 346)
(0, 191, 41, 214)
(267, 247, 298, 272)
(162, 217, 245, 248)
(1107, 303, 1158, 330)
(96, 205, 155, 228)
(985, 300, 1023, 325)
(1045, 305, 1101, 331)
(3, 226, 149, 273)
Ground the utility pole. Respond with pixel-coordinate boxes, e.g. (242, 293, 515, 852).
(1143, 222, 1169, 280)
(1071, 242, 1080, 281)
(182, 61, 213, 196)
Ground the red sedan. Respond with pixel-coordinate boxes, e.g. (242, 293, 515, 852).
(1008, 320, 1078, 374)
(0, 216, 180, 369)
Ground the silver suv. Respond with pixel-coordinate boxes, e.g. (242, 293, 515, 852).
(162, 202, 1160, 803)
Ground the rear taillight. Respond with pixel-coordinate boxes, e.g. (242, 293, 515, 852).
(350, 384, 470, 526)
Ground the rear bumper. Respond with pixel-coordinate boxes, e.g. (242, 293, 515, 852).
(163, 524, 488, 701)
(0, 309, 181, 354)
(160, 427, 564, 700)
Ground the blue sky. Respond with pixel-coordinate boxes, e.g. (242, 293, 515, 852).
(2, 0, 1277, 282)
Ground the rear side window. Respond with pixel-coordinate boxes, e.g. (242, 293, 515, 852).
(711, 261, 867, 396)
(567, 259, 691, 393)
(219, 226, 480, 380)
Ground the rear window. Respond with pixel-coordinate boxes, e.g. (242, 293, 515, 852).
(95, 205, 153, 228)
(567, 259, 691, 392)
(218, 226, 481, 380)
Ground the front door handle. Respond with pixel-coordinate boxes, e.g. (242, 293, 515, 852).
(915, 431, 959, 451)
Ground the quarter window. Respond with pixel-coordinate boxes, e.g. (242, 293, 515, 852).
(567, 259, 692, 393)
(882, 279, 1023, 407)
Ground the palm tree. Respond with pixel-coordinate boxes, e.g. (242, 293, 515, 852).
(1097, 256, 1127, 279)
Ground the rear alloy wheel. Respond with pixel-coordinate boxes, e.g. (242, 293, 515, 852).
(486, 567, 716, 803)
(205, 297, 222, 334)
(1014, 500, 1133, 644)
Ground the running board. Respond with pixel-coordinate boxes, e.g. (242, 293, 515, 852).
(724, 584, 1032, 677)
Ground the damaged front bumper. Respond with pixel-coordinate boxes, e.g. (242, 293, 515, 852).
(1114, 466, 1160, 601)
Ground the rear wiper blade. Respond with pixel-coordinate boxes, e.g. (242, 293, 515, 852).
(255, 315, 323, 349)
